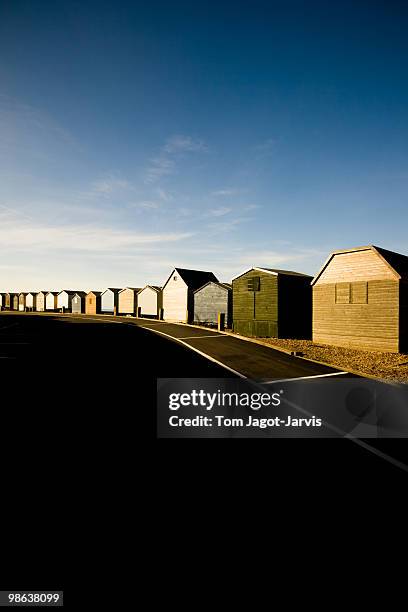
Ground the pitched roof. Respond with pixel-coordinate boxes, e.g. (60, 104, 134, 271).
(137, 285, 162, 293)
(232, 267, 312, 281)
(311, 245, 408, 285)
(87, 291, 102, 296)
(164, 268, 219, 290)
(119, 287, 142, 293)
(193, 281, 232, 293)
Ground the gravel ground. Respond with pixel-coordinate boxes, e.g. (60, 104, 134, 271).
(255, 338, 408, 383)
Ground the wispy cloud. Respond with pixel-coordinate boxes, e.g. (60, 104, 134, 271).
(163, 134, 207, 154)
(242, 204, 261, 211)
(128, 200, 160, 210)
(145, 134, 207, 183)
(211, 188, 238, 197)
(0, 210, 191, 252)
(206, 206, 232, 217)
(90, 176, 130, 196)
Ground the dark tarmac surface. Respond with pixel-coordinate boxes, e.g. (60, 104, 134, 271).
(0, 311, 349, 379)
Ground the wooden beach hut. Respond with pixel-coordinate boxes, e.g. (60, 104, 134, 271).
(118, 287, 141, 316)
(26, 292, 38, 311)
(45, 292, 59, 311)
(162, 268, 218, 323)
(137, 285, 162, 318)
(232, 268, 313, 338)
(57, 290, 81, 312)
(194, 282, 232, 327)
(311, 245, 408, 352)
(71, 292, 87, 314)
(101, 288, 121, 314)
(36, 292, 48, 312)
(18, 293, 28, 311)
(85, 291, 102, 315)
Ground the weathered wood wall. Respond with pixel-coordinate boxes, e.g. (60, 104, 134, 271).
(313, 249, 401, 352)
(194, 283, 232, 326)
(313, 280, 399, 351)
(37, 293, 46, 311)
(233, 270, 278, 337)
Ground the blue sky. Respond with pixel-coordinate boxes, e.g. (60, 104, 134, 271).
(1, 0, 408, 290)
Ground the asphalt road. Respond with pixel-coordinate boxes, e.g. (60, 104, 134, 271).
(0, 311, 348, 380)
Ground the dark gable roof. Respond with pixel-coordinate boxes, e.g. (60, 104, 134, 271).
(88, 291, 102, 296)
(73, 291, 87, 297)
(172, 268, 219, 290)
(373, 246, 408, 280)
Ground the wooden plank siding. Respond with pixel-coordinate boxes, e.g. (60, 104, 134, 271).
(36, 292, 47, 311)
(194, 283, 232, 327)
(313, 280, 399, 351)
(233, 270, 278, 337)
(86, 292, 102, 315)
(118, 288, 139, 315)
(317, 249, 396, 283)
(312, 247, 407, 352)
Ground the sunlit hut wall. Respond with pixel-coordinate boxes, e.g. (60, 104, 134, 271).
(45, 292, 59, 311)
(57, 290, 79, 312)
(18, 293, 27, 311)
(232, 268, 313, 338)
(193, 282, 232, 327)
(101, 288, 121, 314)
(312, 245, 408, 353)
(162, 268, 219, 323)
(71, 292, 87, 314)
(118, 287, 141, 316)
(12, 293, 19, 310)
(36, 291, 48, 311)
(26, 292, 38, 311)
(137, 286, 162, 318)
(85, 291, 102, 315)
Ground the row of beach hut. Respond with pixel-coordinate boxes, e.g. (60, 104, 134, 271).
(1, 244, 408, 352)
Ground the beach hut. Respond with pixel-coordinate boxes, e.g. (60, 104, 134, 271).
(0, 293, 5, 309)
(5, 293, 17, 310)
(85, 291, 102, 315)
(26, 292, 38, 311)
(101, 288, 121, 314)
(71, 292, 87, 314)
(194, 282, 232, 327)
(36, 292, 48, 311)
(45, 292, 59, 311)
(118, 287, 141, 316)
(137, 285, 162, 318)
(12, 294, 19, 310)
(162, 268, 218, 323)
(312, 245, 408, 352)
(57, 290, 80, 312)
(18, 293, 28, 311)
(232, 268, 313, 338)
